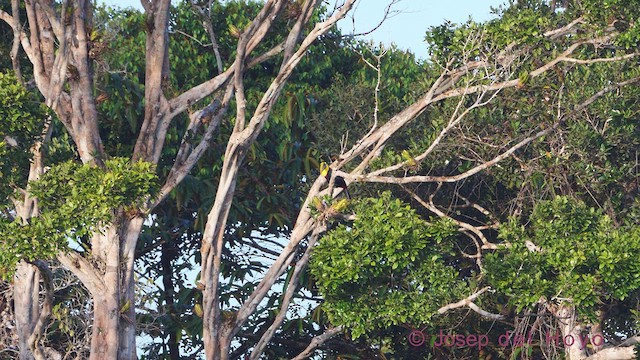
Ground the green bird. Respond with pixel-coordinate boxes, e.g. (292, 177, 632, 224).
(320, 162, 350, 199)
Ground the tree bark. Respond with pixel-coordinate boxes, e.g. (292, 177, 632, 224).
(556, 305, 587, 360)
(69, 217, 143, 360)
(118, 218, 144, 360)
(14, 262, 39, 360)
(90, 293, 119, 360)
(554, 305, 638, 360)
(86, 226, 121, 360)
(55, 218, 142, 360)
(4, 0, 199, 356)
(12, 114, 52, 359)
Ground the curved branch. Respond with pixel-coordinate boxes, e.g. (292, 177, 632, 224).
(167, 40, 287, 118)
(150, 90, 232, 210)
(467, 302, 506, 321)
(346, 74, 640, 186)
(337, 34, 633, 178)
(371, 79, 501, 177)
(437, 287, 505, 320)
(291, 326, 344, 360)
(402, 185, 498, 249)
(57, 252, 105, 295)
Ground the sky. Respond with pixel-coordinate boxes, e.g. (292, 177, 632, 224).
(339, 0, 506, 58)
(100, 0, 508, 59)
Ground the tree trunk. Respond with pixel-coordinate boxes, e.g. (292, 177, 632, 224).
(118, 218, 143, 360)
(61, 217, 142, 360)
(90, 292, 119, 360)
(198, 2, 357, 355)
(87, 226, 121, 360)
(14, 262, 39, 360)
(203, 327, 233, 360)
(199, 131, 243, 358)
(556, 305, 587, 360)
(555, 306, 638, 360)
(13, 123, 51, 360)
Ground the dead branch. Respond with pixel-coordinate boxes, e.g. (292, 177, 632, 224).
(402, 185, 498, 250)
(189, 0, 224, 74)
(342, 0, 400, 38)
(345, 75, 640, 186)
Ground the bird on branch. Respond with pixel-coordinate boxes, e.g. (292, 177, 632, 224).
(320, 161, 350, 199)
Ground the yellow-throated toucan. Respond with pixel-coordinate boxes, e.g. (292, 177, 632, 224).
(320, 162, 350, 199)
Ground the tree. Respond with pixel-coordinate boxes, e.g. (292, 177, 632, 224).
(0, 0, 357, 358)
(485, 196, 640, 360)
(305, 1, 640, 359)
(0, 69, 56, 360)
(108, 2, 362, 357)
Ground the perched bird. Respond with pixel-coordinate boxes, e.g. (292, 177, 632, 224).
(320, 162, 350, 199)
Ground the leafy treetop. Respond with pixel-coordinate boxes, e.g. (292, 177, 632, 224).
(485, 196, 640, 321)
(310, 191, 465, 339)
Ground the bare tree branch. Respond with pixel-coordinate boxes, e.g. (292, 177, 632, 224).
(344, 74, 640, 186)
(561, 52, 640, 64)
(280, 0, 320, 68)
(150, 90, 232, 209)
(189, 0, 224, 74)
(291, 326, 344, 360)
(437, 287, 505, 320)
(543, 16, 585, 39)
(198, 1, 357, 356)
(250, 226, 325, 359)
(9, 0, 22, 82)
(342, 0, 400, 38)
(402, 185, 498, 250)
(57, 252, 105, 296)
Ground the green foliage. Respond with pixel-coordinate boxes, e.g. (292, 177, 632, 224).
(310, 192, 465, 339)
(484, 2, 553, 47)
(485, 196, 640, 320)
(0, 71, 48, 204)
(0, 158, 158, 278)
(425, 20, 482, 64)
(308, 44, 432, 173)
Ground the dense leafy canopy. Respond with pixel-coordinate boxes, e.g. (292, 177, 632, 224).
(0, 158, 157, 278)
(486, 196, 640, 319)
(310, 192, 465, 339)
(305, 0, 640, 358)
